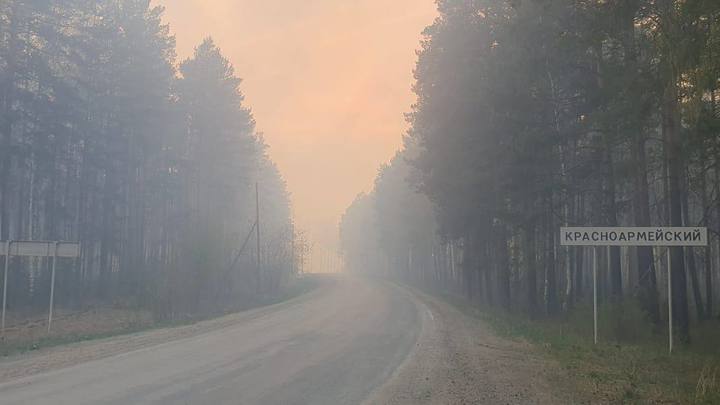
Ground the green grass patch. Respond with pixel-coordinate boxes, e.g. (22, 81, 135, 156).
(441, 293, 720, 404)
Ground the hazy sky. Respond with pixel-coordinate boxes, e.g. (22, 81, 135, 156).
(156, 0, 437, 252)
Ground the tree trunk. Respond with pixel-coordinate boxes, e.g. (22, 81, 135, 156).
(545, 196, 559, 316)
(663, 74, 690, 343)
(603, 138, 623, 299)
(632, 128, 660, 323)
(496, 227, 511, 310)
(681, 170, 704, 320)
(463, 235, 474, 301)
(575, 193, 585, 300)
(0, 1, 20, 241)
(525, 219, 538, 318)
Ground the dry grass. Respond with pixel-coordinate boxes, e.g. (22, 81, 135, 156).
(481, 309, 720, 404)
(437, 292, 720, 404)
(0, 276, 322, 358)
(695, 365, 719, 403)
(0, 307, 154, 356)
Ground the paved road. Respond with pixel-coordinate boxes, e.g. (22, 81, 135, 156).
(0, 277, 421, 405)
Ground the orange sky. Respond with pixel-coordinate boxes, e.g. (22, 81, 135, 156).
(155, 0, 437, 255)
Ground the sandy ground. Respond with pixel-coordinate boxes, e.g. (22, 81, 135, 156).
(1, 307, 153, 349)
(0, 276, 572, 404)
(367, 286, 572, 405)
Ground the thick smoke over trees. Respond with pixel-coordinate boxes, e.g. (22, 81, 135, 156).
(0, 0, 293, 320)
(341, 0, 720, 344)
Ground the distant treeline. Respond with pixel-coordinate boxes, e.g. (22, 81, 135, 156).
(0, 1, 293, 320)
(341, 0, 720, 344)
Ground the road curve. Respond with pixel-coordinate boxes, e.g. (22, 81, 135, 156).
(0, 276, 421, 405)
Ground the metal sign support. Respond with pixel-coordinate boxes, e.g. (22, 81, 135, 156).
(592, 246, 598, 345)
(48, 242, 59, 333)
(667, 247, 673, 354)
(0, 240, 80, 338)
(560, 227, 706, 353)
(1, 240, 11, 338)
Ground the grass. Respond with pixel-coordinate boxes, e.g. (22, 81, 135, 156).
(441, 293, 720, 404)
(0, 275, 322, 358)
(0, 325, 151, 358)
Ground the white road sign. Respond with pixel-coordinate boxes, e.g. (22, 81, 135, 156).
(1, 240, 81, 337)
(560, 227, 707, 247)
(560, 226, 707, 354)
(0, 241, 80, 257)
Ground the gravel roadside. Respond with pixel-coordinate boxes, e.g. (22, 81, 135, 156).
(367, 285, 576, 405)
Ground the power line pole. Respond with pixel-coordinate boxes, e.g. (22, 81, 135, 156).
(290, 222, 295, 276)
(255, 182, 261, 292)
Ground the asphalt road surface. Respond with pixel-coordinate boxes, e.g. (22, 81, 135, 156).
(0, 276, 563, 404)
(0, 277, 422, 405)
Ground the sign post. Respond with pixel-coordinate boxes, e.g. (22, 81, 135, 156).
(560, 227, 706, 353)
(0, 240, 80, 337)
(48, 242, 59, 333)
(592, 246, 598, 345)
(667, 248, 673, 354)
(1, 240, 11, 337)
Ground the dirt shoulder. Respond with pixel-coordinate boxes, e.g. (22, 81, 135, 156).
(367, 286, 579, 405)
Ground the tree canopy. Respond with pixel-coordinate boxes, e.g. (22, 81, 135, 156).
(341, 0, 720, 344)
(0, 0, 293, 319)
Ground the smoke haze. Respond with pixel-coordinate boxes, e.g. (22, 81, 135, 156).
(156, 0, 437, 258)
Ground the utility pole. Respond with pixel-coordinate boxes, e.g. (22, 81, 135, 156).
(296, 234, 302, 275)
(290, 222, 295, 275)
(255, 182, 261, 292)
